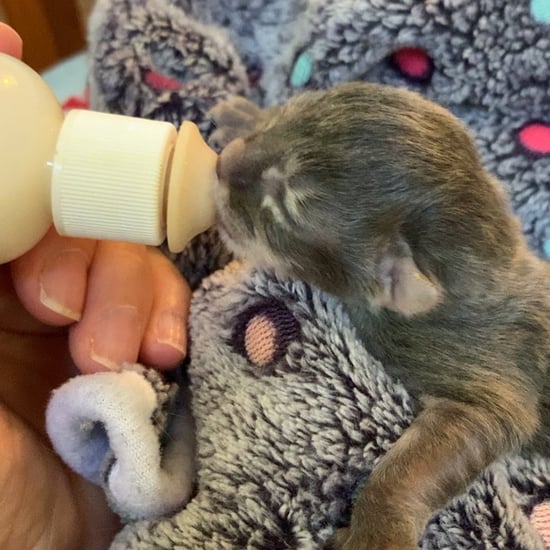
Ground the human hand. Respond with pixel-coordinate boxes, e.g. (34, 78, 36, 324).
(10, 229, 190, 373)
(0, 23, 191, 549)
(1, 234, 190, 549)
(0, 22, 22, 58)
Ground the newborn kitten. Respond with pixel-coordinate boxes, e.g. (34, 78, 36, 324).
(209, 82, 550, 550)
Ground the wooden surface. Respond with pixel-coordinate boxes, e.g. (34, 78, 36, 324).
(1, 0, 86, 71)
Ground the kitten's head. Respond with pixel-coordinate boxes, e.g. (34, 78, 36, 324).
(214, 82, 519, 315)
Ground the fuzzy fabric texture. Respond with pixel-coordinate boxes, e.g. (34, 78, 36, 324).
(46, 365, 195, 522)
(121, 261, 550, 549)
(49, 261, 550, 548)
(45, 0, 550, 548)
(87, 0, 550, 258)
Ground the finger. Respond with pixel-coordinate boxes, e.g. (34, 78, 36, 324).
(0, 23, 23, 59)
(139, 247, 190, 369)
(0, 403, 118, 549)
(0, 265, 53, 334)
(69, 241, 154, 373)
(10, 227, 97, 326)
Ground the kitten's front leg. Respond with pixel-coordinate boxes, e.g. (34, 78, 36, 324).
(330, 391, 538, 550)
(208, 96, 270, 148)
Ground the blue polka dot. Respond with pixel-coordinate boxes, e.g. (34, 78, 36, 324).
(531, 0, 550, 23)
(544, 238, 550, 258)
(290, 51, 313, 87)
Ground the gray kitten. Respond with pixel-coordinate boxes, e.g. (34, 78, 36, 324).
(209, 82, 550, 550)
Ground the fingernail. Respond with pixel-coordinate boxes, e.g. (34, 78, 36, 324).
(90, 305, 141, 371)
(39, 249, 88, 321)
(155, 311, 187, 355)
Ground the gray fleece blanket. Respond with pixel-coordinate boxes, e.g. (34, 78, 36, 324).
(48, 261, 550, 548)
(46, 1, 550, 548)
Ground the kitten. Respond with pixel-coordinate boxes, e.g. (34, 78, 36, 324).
(209, 82, 550, 550)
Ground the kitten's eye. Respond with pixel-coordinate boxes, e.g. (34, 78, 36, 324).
(290, 51, 314, 87)
(389, 47, 434, 84)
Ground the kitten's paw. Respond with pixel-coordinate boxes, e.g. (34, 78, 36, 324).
(208, 96, 264, 148)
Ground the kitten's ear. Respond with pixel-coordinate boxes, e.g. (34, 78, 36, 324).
(373, 240, 443, 317)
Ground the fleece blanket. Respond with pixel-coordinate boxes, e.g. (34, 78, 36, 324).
(47, 1, 550, 548)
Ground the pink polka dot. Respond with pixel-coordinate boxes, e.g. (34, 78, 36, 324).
(530, 500, 550, 546)
(518, 122, 550, 155)
(391, 47, 433, 81)
(244, 314, 278, 367)
(144, 70, 183, 91)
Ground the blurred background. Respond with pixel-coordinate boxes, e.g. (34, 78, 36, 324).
(0, 0, 93, 102)
(0, 0, 93, 71)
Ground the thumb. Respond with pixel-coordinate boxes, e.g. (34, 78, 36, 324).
(0, 23, 23, 59)
(0, 265, 58, 335)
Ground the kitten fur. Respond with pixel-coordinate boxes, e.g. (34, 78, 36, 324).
(210, 82, 550, 550)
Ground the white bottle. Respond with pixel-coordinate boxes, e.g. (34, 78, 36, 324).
(0, 53, 218, 263)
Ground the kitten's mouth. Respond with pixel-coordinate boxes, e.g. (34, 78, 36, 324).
(214, 197, 243, 247)
(215, 138, 246, 185)
(215, 213, 255, 261)
(213, 168, 259, 259)
(215, 155, 227, 187)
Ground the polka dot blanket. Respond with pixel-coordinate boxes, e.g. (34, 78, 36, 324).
(46, 1, 550, 548)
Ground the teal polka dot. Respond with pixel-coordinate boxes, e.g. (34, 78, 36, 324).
(544, 238, 550, 258)
(290, 51, 313, 87)
(531, 0, 550, 23)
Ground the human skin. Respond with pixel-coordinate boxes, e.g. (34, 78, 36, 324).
(0, 22, 191, 549)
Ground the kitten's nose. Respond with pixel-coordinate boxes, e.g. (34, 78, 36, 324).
(216, 138, 248, 187)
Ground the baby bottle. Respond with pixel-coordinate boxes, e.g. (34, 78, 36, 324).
(0, 53, 218, 263)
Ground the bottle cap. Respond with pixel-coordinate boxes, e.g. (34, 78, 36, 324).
(52, 109, 178, 245)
